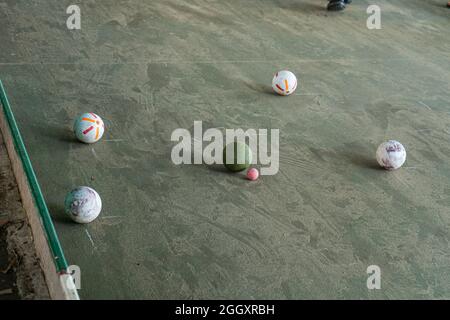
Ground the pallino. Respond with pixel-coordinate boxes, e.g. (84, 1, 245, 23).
(171, 121, 279, 175)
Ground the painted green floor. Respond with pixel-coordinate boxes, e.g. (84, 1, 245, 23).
(1, 0, 450, 299)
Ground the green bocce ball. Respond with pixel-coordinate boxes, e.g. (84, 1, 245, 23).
(223, 142, 253, 172)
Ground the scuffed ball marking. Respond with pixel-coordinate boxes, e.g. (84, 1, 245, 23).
(376, 140, 406, 170)
(65, 186, 102, 224)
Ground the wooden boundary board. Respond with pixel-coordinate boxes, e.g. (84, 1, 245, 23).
(0, 80, 78, 300)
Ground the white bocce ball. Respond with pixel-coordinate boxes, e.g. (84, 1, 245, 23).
(272, 70, 298, 96)
(376, 140, 406, 170)
(65, 186, 102, 224)
(73, 113, 105, 144)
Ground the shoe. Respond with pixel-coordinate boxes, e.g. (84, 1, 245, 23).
(327, 0, 346, 11)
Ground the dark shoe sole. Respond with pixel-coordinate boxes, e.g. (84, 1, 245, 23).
(327, 2, 346, 11)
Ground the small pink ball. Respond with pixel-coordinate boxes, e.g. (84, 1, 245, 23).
(246, 168, 259, 181)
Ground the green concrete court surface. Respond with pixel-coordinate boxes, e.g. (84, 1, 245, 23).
(1, 0, 450, 299)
